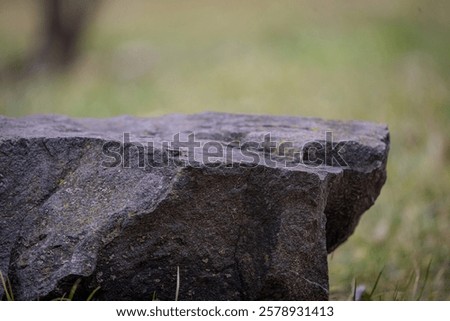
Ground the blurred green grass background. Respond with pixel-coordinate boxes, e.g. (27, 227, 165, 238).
(0, 0, 449, 300)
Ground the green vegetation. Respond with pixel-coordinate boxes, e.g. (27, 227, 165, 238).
(52, 278, 100, 301)
(0, 271, 101, 301)
(0, 270, 14, 301)
(1, 0, 448, 300)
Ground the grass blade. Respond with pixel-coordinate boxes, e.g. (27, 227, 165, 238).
(175, 266, 180, 301)
(7, 277, 14, 301)
(368, 267, 384, 299)
(392, 282, 400, 300)
(417, 258, 432, 300)
(68, 278, 81, 301)
(351, 278, 357, 301)
(0, 270, 14, 301)
(86, 286, 101, 301)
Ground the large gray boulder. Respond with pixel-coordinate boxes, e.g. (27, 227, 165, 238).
(0, 112, 389, 300)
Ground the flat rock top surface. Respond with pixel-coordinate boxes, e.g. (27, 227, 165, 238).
(0, 112, 387, 147)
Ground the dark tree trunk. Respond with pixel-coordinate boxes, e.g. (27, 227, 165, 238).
(28, 0, 99, 73)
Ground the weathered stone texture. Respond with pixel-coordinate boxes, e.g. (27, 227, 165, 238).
(0, 113, 389, 300)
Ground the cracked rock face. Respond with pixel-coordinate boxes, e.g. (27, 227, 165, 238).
(0, 112, 389, 300)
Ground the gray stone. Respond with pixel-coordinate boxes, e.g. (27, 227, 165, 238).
(0, 112, 389, 300)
